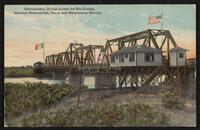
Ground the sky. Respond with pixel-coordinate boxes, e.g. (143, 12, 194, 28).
(5, 4, 196, 67)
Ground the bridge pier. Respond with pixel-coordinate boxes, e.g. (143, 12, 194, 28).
(68, 73, 84, 87)
(52, 71, 66, 80)
(95, 73, 116, 89)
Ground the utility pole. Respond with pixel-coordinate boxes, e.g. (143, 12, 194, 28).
(77, 45, 83, 109)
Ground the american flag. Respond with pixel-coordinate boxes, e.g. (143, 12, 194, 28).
(149, 15, 162, 24)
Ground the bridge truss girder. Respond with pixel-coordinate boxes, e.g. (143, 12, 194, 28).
(103, 29, 178, 64)
(45, 43, 104, 67)
(45, 29, 179, 67)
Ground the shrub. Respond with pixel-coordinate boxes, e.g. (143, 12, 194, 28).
(22, 102, 170, 127)
(160, 90, 185, 110)
(4, 82, 88, 120)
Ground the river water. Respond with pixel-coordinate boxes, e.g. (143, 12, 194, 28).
(5, 75, 167, 89)
(5, 77, 95, 89)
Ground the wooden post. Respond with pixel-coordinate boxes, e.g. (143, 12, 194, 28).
(167, 38, 170, 66)
(184, 68, 187, 98)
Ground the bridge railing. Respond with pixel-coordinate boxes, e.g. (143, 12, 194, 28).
(45, 64, 79, 69)
(45, 63, 110, 69)
(186, 58, 196, 66)
(81, 63, 109, 68)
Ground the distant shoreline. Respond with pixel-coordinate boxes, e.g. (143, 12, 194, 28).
(4, 66, 49, 78)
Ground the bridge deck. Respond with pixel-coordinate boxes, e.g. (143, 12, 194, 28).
(42, 63, 195, 74)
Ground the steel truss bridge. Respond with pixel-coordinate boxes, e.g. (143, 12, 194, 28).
(42, 29, 196, 97)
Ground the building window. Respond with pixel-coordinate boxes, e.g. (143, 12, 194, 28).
(111, 56, 115, 63)
(145, 53, 154, 62)
(129, 53, 135, 62)
(179, 52, 184, 58)
(119, 54, 124, 63)
(125, 54, 128, 58)
(116, 55, 118, 59)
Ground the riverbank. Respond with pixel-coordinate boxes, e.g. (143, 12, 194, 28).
(5, 67, 34, 77)
(5, 85, 196, 127)
(4, 82, 88, 125)
(5, 66, 51, 78)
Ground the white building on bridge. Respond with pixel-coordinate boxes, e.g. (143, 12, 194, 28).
(169, 47, 189, 66)
(109, 45, 163, 67)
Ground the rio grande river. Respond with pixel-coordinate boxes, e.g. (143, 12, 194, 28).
(5, 76, 95, 89)
(5, 76, 161, 89)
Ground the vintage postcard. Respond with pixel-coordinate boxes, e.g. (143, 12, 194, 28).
(4, 4, 196, 127)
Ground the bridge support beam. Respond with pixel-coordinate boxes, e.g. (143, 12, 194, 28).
(186, 71, 196, 99)
(52, 71, 66, 80)
(95, 73, 116, 89)
(68, 73, 84, 87)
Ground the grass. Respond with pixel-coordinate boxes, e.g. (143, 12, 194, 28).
(4, 82, 88, 121)
(22, 102, 170, 127)
(5, 67, 34, 77)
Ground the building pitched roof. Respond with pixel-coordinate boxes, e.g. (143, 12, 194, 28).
(110, 45, 161, 55)
(33, 61, 44, 65)
(170, 47, 189, 52)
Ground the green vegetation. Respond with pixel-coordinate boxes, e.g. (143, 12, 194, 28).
(4, 82, 88, 120)
(160, 89, 185, 110)
(5, 66, 34, 77)
(22, 103, 169, 127)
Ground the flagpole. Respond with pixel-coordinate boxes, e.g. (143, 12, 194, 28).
(161, 13, 163, 30)
(43, 42, 45, 63)
(161, 13, 164, 44)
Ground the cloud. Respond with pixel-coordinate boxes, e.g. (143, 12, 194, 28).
(4, 5, 196, 66)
